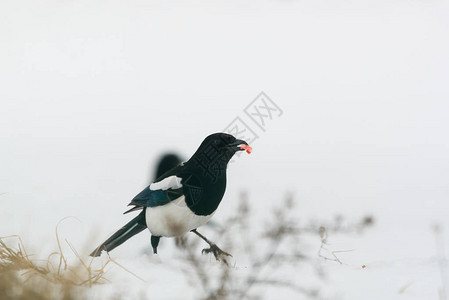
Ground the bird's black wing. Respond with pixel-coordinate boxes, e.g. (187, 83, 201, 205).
(124, 164, 185, 214)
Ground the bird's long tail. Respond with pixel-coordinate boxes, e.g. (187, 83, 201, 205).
(89, 210, 146, 257)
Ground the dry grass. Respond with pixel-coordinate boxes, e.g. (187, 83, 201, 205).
(0, 218, 115, 300)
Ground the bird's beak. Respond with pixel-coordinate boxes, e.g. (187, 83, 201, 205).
(228, 139, 251, 153)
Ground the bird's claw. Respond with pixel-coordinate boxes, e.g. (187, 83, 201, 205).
(201, 243, 232, 263)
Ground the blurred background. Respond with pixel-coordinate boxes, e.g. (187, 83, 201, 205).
(1, 0, 448, 299)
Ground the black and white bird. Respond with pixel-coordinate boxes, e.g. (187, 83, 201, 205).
(90, 133, 252, 260)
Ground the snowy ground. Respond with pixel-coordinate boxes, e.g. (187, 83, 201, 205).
(1, 0, 449, 299)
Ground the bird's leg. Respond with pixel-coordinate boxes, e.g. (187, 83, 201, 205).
(191, 229, 231, 262)
(151, 235, 160, 254)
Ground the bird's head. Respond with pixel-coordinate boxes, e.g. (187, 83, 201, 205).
(188, 133, 252, 171)
(200, 132, 251, 155)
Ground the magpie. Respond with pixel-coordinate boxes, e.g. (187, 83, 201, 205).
(90, 133, 252, 260)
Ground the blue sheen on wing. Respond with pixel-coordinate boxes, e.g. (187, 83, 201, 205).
(130, 186, 183, 208)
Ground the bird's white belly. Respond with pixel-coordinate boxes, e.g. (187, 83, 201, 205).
(145, 196, 214, 237)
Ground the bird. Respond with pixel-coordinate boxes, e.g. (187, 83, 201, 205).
(90, 133, 252, 260)
(153, 153, 183, 180)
